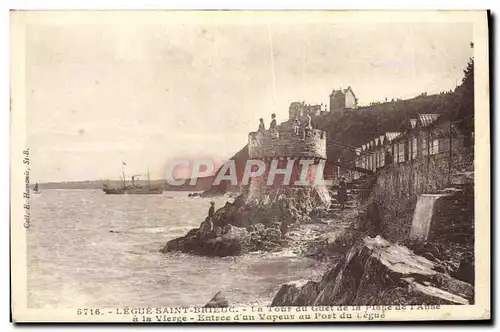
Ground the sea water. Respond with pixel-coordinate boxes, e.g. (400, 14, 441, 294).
(27, 190, 324, 308)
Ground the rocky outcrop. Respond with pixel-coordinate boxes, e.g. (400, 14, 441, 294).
(271, 236, 473, 306)
(162, 223, 283, 257)
(271, 279, 321, 306)
(201, 145, 249, 197)
(162, 188, 328, 257)
(204, 291, 229, 308)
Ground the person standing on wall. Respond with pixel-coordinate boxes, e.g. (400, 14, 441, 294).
(258, 118, 266, 132)
(269, 113, 279, 138)
(269, 113, 277, 131)
(293, 117, 301, 136)
(302, 112, 312, 139)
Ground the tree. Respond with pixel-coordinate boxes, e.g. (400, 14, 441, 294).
(457, 57, 474, 144)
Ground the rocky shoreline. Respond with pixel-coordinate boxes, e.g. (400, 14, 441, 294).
(163, 187, 474, 308)
(272, 236, 473, 306)
(161, 187, 329, 257)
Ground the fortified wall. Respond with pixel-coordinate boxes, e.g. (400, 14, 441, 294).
(248, 129, 326, 159)
(247, 128, 331, 208)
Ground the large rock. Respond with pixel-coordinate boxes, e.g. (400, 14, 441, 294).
(204, 291, 229, 308)
(271, 279, 320, 306)
(161, 224, 252, 257)
(162, 190, 323, 256)
(271, 236, 474, 306)
(161, 222, 287, 257)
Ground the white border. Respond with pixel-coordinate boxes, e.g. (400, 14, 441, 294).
(3, 1, 497, 331)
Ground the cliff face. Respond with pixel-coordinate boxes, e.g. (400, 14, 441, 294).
(271, 236, 473, 306)
(201, 145, 249, 197)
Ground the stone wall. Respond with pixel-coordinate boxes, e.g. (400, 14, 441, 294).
(246, 161, 331, 208)
(372, 146, 474, 242)
(247, 160, 322, 201)
(247, 128, 330, 208)
(248, 129, 327, 159)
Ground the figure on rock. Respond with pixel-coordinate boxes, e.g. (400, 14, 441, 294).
(208, 201, 215, 220)
(198, 201, 215, 234)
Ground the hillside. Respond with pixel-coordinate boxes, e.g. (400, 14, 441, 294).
(202, 58, 474, 196)
(320, 57, 474, 159)
(40, 60, 474, 195)
(316, 91, 461, 162)
(200, 145, 248, 196)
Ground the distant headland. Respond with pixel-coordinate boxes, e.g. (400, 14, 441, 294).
(37, 177, 215, 191)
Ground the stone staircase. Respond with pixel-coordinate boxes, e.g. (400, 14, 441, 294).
(329, 175, 376, 212)
(329, 185, 358, 212)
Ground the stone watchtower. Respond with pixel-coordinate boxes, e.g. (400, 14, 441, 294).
(247, 126, 331, 209)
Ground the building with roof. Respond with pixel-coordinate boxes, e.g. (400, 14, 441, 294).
(345, 113, 461, 182)
(329, 86, 358, 113)
(288, 101, 326, 120)
(332, 110, 471, 219)
(391, 113, 445, 166)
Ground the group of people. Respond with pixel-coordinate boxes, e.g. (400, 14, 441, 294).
(258, 112, 313, 138)
(293, 113, 312, 137)
(258, 113, 278, 132)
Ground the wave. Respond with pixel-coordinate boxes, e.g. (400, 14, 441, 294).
(127, 226, 170, 234)
(166, 226, 193, 233)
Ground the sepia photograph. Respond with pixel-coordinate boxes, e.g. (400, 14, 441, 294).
(10, 10, 490, 322)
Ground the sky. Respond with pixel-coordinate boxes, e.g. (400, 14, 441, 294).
(23, 13, 473, 182)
